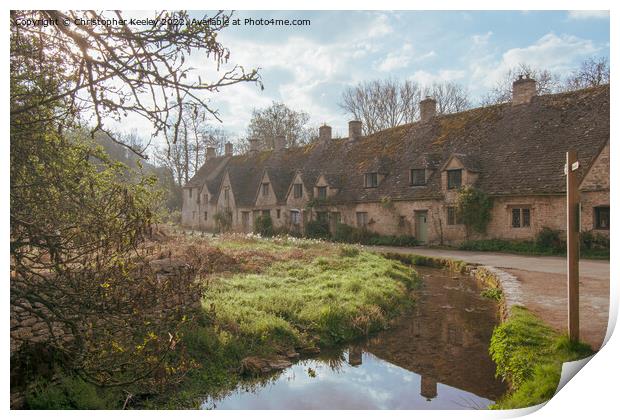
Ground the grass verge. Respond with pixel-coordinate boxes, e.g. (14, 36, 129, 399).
(489, 306, 593, 409)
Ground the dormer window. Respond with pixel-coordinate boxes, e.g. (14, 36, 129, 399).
(447, 169, 462, 189)
(365, 173, 378, 188)
(262, 183, 269, 197)
(317, 186, 327, 200)
(293, 183, 303, 199)
(410, 169, 426, 186)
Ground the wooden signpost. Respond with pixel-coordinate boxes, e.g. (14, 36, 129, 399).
(566, 151, 580, 342)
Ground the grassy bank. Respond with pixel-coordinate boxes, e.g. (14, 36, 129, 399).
(489, 306, 593, 409)
(168, 236, 420, 407)
(24, 235, 420, 409)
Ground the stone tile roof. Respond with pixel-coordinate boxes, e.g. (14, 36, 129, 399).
(185, 85, 609, 206)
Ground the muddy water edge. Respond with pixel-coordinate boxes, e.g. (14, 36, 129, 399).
(203, 265, 506, 409)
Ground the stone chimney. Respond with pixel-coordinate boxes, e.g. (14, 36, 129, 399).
(248, 138, 260, 153)
(348, 120, 362, 141)
(420, 97, 437, 123)
(206, 146, 216, 160)
(274, 135, 286, 151)
(319, 124, 332, 142)
(512, 75, 537, 105)
(224, 142, 233, 156)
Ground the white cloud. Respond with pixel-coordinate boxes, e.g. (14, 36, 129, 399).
(375, 44, 436, 72)
(367, 14, 393, 38)
(467, 32, 599, 91)
(567, 10, 609, 20)
(410, 69, 466, 86)
(472, 31, 493, 46)
(375, 43, 413, 72)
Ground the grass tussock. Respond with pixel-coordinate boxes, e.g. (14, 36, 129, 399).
(204, 247, 420, 348)
(489, 306, 593, 409)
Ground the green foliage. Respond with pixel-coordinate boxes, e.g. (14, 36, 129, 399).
(457, 186, 493, 234)
(254, 215, 274, 237)
(535, 227, 565, 253)
(382, 252, 468, 273)
(332, 223, 417, 246)
(213, 210, 233, 232)
(203, 243, 419, 347)
(26, 376, 121, 409)
(480, 287, 503, 301)
(339, 245, 360, 258)
(459, 228, 609, 260)
(489, 307, 593, 409)
(306, 219, 330, 239)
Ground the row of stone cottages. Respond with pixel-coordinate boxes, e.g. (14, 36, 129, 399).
(181, 77, 610, 245)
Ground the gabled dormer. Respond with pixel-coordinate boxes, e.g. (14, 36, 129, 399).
(254, 170, 277, 207)
(216, 171, 236, 211)
(314, 174, 339, 200)
(440, 153, 480, 191)
(286, 171, 309, 205)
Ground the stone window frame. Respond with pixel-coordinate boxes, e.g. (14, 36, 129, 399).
(261, 182, 270, 197)
(290, 210, 301, 225)
(447, 169, 462, 190)
(293, 183, 303, 199)
(356, 211, 369, 228)
(364, 172, 379, 188)
(509, 206, 531, 228)
(410, 169, 426, 186)
(317, 186, 328, 200)
(276, 209, 281, 219)
(204, 211, 208, 221)
(594, 206, 610, 230)
(189, 188, 193, 198)
(446, 206, 463, 225)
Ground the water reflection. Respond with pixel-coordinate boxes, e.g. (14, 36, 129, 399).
(203, 266, 506, 410)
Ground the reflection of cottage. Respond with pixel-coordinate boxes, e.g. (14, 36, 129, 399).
(182, 80, 609, 245)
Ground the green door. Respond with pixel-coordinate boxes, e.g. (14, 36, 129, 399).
(415, 211, 428, 244)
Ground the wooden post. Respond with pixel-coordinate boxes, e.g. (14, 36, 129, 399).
(566, 151, 580, 342)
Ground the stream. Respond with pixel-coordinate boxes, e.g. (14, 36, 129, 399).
(203, 266, 506, 409)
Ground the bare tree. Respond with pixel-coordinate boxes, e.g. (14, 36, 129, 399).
(564, 56, 610, 91)
(480, 63, 562, 106)
(423, 82, 472, 115)
(245, 102, 315, 149)
(156, 105, 232, 188)
(10, 10, 261, 157)
(339, 79, 422, 135)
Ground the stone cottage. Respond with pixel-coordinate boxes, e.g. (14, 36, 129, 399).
(181, 78, 610, 245)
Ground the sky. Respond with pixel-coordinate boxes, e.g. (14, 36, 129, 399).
(112, 10, 610, 145)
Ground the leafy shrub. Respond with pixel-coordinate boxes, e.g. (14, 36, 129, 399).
(332, 223, 416, 246)
(306, 219, 330, 239)
(213, 210, 232, 232)
(457, 186, 493, 234)
(535, 227, 565, 253)
(254, 215, 273, 237)
(26, 376, 120, 409)
(580, 230, 609, 250)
